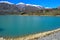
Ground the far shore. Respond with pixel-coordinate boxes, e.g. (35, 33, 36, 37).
(0, 15, 60, 16)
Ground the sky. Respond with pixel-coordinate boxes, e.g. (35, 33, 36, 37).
(0, 0, 60, 8)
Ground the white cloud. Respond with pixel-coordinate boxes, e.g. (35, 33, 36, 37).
(45, 7, 52, 9)
(26, 4, 40, 7)
(32, 5, 40, 7)
(32, 5, 43, 8)
(16, 2, 25, 5)
(0, 1, 14, 4)
(16, 2, 42, 7)
(26, 4, 38, 7)
(26, 4, 43, 8)
(26, 4, 32, 6)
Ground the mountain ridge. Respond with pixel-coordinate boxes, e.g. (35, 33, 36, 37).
(0, 1, 60, 15)
(0, 1, 48, 8)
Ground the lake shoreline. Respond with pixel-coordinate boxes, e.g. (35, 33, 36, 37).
(0, 15, 60, 16)
(0, 28, 60, 40)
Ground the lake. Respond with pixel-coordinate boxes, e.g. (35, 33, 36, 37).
(0, 15, 60, 37)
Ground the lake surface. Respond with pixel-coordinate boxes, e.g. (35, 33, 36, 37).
(0, 15, 60, 37)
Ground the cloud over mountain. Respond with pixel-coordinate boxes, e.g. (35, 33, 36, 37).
(16, 2, 25, 5)
(16, 2, 43, 7)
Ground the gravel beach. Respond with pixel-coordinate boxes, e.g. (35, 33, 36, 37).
(38, 30, 60, 40)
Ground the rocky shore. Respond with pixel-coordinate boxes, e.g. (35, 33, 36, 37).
(38, 29, 60, 40)
(0, 28, 60, 40)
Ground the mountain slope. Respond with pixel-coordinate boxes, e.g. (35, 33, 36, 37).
(0, 2, 20, 15)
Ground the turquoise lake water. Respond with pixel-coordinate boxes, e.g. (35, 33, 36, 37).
(0, 15, 60, 37)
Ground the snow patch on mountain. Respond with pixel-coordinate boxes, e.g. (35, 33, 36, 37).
(45, 7, 52, 9)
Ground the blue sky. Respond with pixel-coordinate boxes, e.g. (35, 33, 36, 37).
(0, 0, 60, 8)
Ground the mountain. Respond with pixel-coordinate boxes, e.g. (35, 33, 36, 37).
(16, 3, 45, 14)
(0, 2, 20, 15)
(16, 2, 26, 12)
(0, 1, 47, 15)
